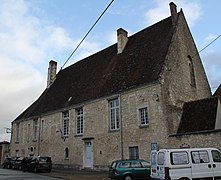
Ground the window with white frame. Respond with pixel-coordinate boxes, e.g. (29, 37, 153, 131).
(33, 119, 39, 140)
(76, 107, 83, 135)
(63, 111, 69, 136)
(139, 107, 148, 126)
(109, 99, 120, 130)
(129, 146, 139, 160)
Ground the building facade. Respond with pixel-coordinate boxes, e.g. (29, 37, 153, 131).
(0, 141, 10, 165)
(10, 2, 215, 170)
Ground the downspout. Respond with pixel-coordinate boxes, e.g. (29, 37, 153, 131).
(37, 117, 41, 156)
(119, 94, 124, 160)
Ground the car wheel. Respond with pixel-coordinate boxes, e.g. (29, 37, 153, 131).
(124, 175, 133, 180)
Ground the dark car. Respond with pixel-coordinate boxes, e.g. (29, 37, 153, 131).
(108, 159, 150, 180)
(2, 157, 13, 169)
(13, 157, 24, 170)
(28, 156, 52, 172)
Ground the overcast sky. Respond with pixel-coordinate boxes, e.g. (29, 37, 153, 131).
(0, 0, 221, 141)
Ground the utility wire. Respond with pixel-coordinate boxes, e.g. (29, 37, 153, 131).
(169, 34, 221, 72)
(60, 0, 115, 70)
(192, 34, 221, 58)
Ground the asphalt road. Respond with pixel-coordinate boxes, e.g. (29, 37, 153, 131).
(0, 168, 62, 180)
(0, 168, 109, 180)
(42, 168, 109, 180)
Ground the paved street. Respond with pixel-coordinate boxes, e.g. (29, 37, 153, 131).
(0, 168, 109, 180)
(41, 168, 109, 180)
(0, 168, 62, 180)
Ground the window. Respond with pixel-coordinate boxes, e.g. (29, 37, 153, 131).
(76, 108, 83, 135)
(63, 111, 69, 136)
(41, 120, 44, 141)
(141, 161, 150, 168)
(157, 152, 165, 165)
(16, 150, 19, 157)
(65, 147, 69, 159)
(139, 107, 148, 126)
(27, 124, 30, 143)
(16, 123, 20, 142)
(131, 161, 142, 168)
(191, 151, 209, 163)
(33, 119, 38, 140)
(188, 55, 196, 88)
(171, 151, 189, 165)
(109, 99, 120, 130)
(119, 162, 130, 168)
(129, 146, 139, 160)
(212, 150, 221, 162)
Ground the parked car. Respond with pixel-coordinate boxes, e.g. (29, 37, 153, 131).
(2, 157, 13, 169)
(28, 156, 52, 172)
(13, 157, 24, 170)
(108, 159, 150, 180)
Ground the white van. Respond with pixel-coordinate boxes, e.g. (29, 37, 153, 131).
(151, 148, 221, 180)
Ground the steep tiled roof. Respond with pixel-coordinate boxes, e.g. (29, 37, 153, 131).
(14, 15, 175, 121)
(214, 84, 221, 96)
(177, 97, 218, 134)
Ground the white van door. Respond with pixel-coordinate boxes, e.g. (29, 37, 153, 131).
(211, 149, 221, 179)
(190, 150, 214, 179)
(155, 151, 165, 179)
(150, 151, 157, 178)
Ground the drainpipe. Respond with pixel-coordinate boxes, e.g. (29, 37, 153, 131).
(37, 117, 41, 156)
(119, 94, 124, 160)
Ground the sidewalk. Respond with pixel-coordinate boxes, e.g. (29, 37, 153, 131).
(41, 168, 109, 180)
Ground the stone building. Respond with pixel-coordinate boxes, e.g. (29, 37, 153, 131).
(0, 141, 10, 165)
(10, 2, 217, 170)
(169, 89, 221, 149)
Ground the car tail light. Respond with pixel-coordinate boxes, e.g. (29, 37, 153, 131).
(165, 167, 171, 180)
(113, 169, 118, 174)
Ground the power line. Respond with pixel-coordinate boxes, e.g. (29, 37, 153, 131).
(60, 0, 115, 70)
(168, 34, 221, 77)
(192, 34, 221, 58)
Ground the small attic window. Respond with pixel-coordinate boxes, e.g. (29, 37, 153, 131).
(188, 55, 196, 88)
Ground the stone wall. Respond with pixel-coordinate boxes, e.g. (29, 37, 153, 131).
(11, 82, 172, 169)
(160, 11, 211, 135)
(169, 130, 221, 150)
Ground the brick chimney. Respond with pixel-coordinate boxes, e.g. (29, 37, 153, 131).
(47, 60, 57, 88)
(169, 2, 178, 27)
(117, 28, 128, 54)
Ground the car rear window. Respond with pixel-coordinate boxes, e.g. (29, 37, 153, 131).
(157, 152, 165, 165)
(111, 162, 117, 168)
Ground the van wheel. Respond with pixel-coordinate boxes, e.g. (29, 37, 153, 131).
(124, 175, 133, 180)
(179, 178, 190, 180)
